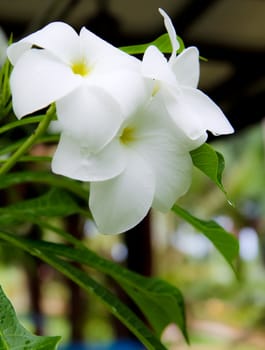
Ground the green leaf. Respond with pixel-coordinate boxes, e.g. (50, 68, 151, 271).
(5, 228, 188, 342)
(190, 143, 226, 193)
(0, 58, 12, 118)
(0, 171, 88, 199)
(46, 241, 188, 340)
(0, 285, 60, 349)
(172, 204, 239, 272)
(120, 277, 188, 341)
(120, 33, 185, 55)
(0, 155, 52, 164)
(0, 116, 44, 135)
(0, 188, 82, 218)
(0, 231, 167, 350)
(0, 136, 59, 158)
(0, 105, 56, 176)
(0, 138, 25, 156)
(44, 255, 167, 350)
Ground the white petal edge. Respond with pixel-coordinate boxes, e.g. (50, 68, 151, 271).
(56, 85, 123, 152)
(7, 22, 79, 65)
(10, 49, 81, 118)
(88, 69, 151, 118)
(133, 132, 193, 211)
(152, 150, 193, 211)
(181, 87, 234, 136)
(89, 150, 155, 234)
(80, 26, 139, 69)
(51, 133, 126, 182)
(142, 45, 176, 85)
(129, 97, 193, 211)
(7, 41, 32, 65)
(160, 87, 206, 140)
(158, 8, 180, 62)
(172, 47, 200, 88)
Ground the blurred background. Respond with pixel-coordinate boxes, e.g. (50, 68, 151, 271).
(0, 0, 264, 349)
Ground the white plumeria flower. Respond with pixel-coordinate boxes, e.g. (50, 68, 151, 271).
(7, 22, 149, 151)
(142, 8, 234, 141)
(52, 95, 200, 234)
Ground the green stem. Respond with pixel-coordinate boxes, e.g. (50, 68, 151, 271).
(0, 115, 44, 135)
(0, 135, 60, 157)
(0, 105, 56, 175)
(0, 155, 51, 163)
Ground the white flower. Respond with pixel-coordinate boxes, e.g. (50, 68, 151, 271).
(7, 22, 149, 151)
(142, 8, 234, 141)
(52, 96, 197, 234)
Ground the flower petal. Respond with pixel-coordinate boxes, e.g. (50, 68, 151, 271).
(162, 88, 205, 140)
(162, 85, 234, 140)
(80, 27, 139, 69)
(181, 87, 235, 136)
(89, 150, 155, 234)
(7, 22, 79, 65)
(149, 147, 193, 212)
(172, 47, 200, 88)
(10, 49, 80, 118)
(7, 41, 32, 65)
(88, 69, 151, 118)
(158, 8, 180, 61)
(80, 28, 148, 117)
(142, 45, 176, 85)
(56, 85, 122, 152)
(51, 133, 126, 181)
(130, 97, 193, 211)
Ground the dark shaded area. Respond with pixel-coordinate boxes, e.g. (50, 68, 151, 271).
(111, 215, 152, 340)
(125, 214, 152, 277)
(66, 214, 88, 342)
(86, 0, 121, 45)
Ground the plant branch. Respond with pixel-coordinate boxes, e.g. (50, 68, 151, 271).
(0, 105, 56, 175)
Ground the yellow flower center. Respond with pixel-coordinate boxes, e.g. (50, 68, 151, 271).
(152, 81, 160, 96)
(120, 126, 135, 145)
(71, 60, 90, 77)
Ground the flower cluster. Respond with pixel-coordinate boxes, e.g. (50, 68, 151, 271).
(7, 9, 233, 234)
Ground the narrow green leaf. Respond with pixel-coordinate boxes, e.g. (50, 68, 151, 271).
(0, 171, 88, 200)
(172, 204, 239, 272)
(43, 255, 167, 350)
(5, 225, 188, 342)
(120, 278, 188, 341)
(0, 138, 25, 156)
(0, 285, 60, 349)
(0, 188, 82, 217)
(190, 143, 226, 193)
(0, 116, 44, 135)
(44, 241, 188, 340)
(0, 105, 56, 175)
(0, 155, 52, 163)
(0, 231, 167, 350)
(0, 136, 59, 158)
(120, 33, 185, 55)
(0, 58, 12, 118)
